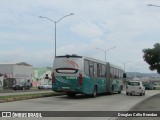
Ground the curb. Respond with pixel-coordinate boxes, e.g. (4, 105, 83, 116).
(0, 92, 66, 103)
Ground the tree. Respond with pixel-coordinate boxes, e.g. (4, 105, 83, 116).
(143, 43, 160, 74)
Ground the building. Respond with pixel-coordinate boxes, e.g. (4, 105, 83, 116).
(0, 62, 33, 83)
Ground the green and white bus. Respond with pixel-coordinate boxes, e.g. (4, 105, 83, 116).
(52, 54, 124, 97)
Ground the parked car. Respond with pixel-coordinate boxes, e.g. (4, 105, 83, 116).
(126, 81, 145, 96)
(38, 84, 52, 90)
(153, 83, 160, 90)
(143, 83, 154, 90)
(13, 82, 31, 90)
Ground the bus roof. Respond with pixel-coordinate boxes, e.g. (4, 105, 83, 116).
(110, 63, 123, 70)
(55, 54, 82, 58)
(83, 56, 107, 65)
(55, 55, 123, 70)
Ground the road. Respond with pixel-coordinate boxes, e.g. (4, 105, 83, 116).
(0, 90, 159, 120)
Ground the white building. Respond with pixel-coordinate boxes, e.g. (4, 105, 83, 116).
(0, 76, 3, 88)
(0, 62, 33, 82)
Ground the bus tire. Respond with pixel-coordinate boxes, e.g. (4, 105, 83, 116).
(118, 91, 121, 94)
(92, 86, 97, 98)
(67, 92, 75, 97)
(109, 86, 114, 95)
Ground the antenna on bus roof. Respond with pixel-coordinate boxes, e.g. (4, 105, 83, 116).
(65, 54, 70, 58)
(72, 54, 77, 56)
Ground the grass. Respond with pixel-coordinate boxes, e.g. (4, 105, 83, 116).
(0, 92, 65, 103)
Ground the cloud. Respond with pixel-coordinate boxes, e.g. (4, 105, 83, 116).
(0, 0, 160, 73)
(70, 21, 103, 38)
(0, 48, 54, 67)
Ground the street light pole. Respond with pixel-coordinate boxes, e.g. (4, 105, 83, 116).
(95, 47, 116, 61)
(39, 13, 74, 57)
(119, 61, 132, 72)
(55, 22, 56, 57)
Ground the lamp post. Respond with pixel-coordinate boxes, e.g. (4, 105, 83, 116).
(119, 61, 132, 72)
(95, 47, 116, 61)
(39, 13, 74, 57)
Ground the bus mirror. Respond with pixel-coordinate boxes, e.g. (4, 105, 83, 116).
(0, 73, 3, 77)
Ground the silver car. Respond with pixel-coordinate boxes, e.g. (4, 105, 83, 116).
(38, 84, 52, 90)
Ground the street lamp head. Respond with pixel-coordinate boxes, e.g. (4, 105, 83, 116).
(147, 4, 160, 7)
(39, 14, 74, 57)
(39, 16, 44, 18)
(70, 13, 74, 15)
(147, 4, 153, 6)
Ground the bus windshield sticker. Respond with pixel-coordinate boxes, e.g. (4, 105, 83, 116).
(66, 60, 79, 69)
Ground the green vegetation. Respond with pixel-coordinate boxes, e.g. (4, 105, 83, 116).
(0, 92, 64, 103)
(143, 43, 160, 74)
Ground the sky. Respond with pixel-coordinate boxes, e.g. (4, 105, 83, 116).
(0, 0, 160, 73)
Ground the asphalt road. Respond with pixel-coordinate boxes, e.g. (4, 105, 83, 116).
(0, 90, 159, 120)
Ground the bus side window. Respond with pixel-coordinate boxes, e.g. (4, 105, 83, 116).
(94, 63, 97, 78)
(97, 64, 102, 77)
(89, 66, 94, 77)
(84, 60, 89, 76)
(89, 61, 94, 77)
(102, 65, 106, 77)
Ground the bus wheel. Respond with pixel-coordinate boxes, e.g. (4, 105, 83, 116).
(67, 92, 75, 97)
(109, 86, 114, 95)
(92, 86, 97, 98)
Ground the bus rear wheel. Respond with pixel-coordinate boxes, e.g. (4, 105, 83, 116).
(92, 86, 97, 98)
(109, 86, 114, 95)
(66, 92, 75, 97)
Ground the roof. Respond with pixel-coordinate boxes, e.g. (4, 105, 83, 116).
(0, 62, 32, 66)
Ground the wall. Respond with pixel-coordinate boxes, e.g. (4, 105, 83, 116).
(13, 64, 33, 82)
(0, 64, 13, 77)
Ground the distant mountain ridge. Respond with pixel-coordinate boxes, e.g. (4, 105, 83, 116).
(126, 72, 160, 78)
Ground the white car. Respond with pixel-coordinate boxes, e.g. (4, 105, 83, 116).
(153, 83, 160, 90)
(126, 81, 145, 96)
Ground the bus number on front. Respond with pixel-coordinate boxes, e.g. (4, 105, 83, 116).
(66, 76, 77, 79)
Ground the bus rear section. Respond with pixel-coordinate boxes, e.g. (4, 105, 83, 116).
(52, 55, 84, 97)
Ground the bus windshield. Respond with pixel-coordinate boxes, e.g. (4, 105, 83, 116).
(53, 55, 82, 75)
(128, 82, 140, 86)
